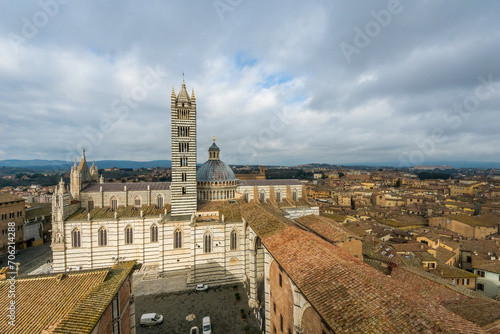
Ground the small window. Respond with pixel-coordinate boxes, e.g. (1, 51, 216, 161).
(87, 199, 94, 212)
(174, 229, 182, 248)
(134, 196, 141, 209)
(230, 230, 237, 250)
(72, 230, 81, 248)
(280, 315, 283, 332)
(125, 226, 133, 244)
(204, 234, 212, 253)
(182, 187, 187, 195)
(110, 197, 118, 211)
(463, 278, 469, 285)
(466, 256, 472, 263)
(273, 302, 276, 313)
(182, 173, 187, 182)
(1, 213, 6, 220)
(279, 273, 282, 287)
(151, 225, 158, 243)
(477, 283, 485, 291)
(98, 228, 107, 246)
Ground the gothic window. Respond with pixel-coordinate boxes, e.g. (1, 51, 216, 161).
(204, 233, 212, 253)
(125, 226, 133, 244)
(174, 229, 182, 248)
(72, 229, 81, 248)
(178, 126, 190, 137)
(151, 224, 158, 243)
(56, 195, 60, 206)
(276, 192, 281, 202)
(259, 191, 265, 203)
(292, 190, 297, 201)
(178, 109, 189, 120)
(157, 195, 163, 209)
(230, 230, 237, 250)
(179, 142, 189, 152)
(134, 196, 141, 209)
(181, 157, 188, 167)
(181, 173, 187, 182)
(110, 197, 117, 211)
(98, 227, 107, 246)
(87, 198, 94, 212)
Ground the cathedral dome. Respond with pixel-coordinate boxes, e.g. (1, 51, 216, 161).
(197, 159, 237, 182)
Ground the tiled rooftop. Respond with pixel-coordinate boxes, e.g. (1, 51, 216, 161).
(295, 215, 357, 244)
(197, 200, 243, 221)
(0, 194, 24, 204)
(81, 182, 171, 193)
(447, 214, 500, 227)
(244, 202, 487, 333)
(238, 179, 303, 186)
(392, 266, 500, 329)
(0, 270, 108, 333)
(67, 204, 170, 221)
(0, 261, 136, 334)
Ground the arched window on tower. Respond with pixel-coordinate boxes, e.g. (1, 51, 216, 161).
(204, 233, 212, 253)
(230, 230, 238, 250)
(98, 227, 107, 246)
(157, 195, 163, 209)
(72, 229, 81, 248)
(174, 229, 182, 248)
(125, 226, 133, 244)
(151, 224, 158, 243)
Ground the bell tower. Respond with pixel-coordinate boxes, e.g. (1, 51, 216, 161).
(171, 80, 197, 217)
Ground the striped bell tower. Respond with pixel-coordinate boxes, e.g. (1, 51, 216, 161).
(171, 80, 197, 217)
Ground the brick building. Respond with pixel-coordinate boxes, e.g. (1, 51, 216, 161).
(0, 261, 137, 334)
(0, 194, 25, 255)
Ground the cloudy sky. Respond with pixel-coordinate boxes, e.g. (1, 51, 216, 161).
(1, 0, 499, 167)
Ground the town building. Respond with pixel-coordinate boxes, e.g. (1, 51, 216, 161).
(0, 194, 25, 254)
(0, 261, 136, 334)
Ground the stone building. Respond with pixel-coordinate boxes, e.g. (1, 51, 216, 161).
(0, 194, 25, 254)
(0, 261, 137, 334)
(50, 81, 316, 291)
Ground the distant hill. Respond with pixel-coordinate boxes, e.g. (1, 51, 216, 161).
(0, 160, 172, 171)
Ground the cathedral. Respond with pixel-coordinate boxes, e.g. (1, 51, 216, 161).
(51, 81, 318, 290)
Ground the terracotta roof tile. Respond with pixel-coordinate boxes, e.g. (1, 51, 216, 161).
(247, 202, 487, 333)
(81, 182, 170, 193)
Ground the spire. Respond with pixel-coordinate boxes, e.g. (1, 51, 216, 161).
(171, 86, 176, 98)
(73, 158, 77, 166)
(176, 80, 190, 103)
(191, 88, 196, 101)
